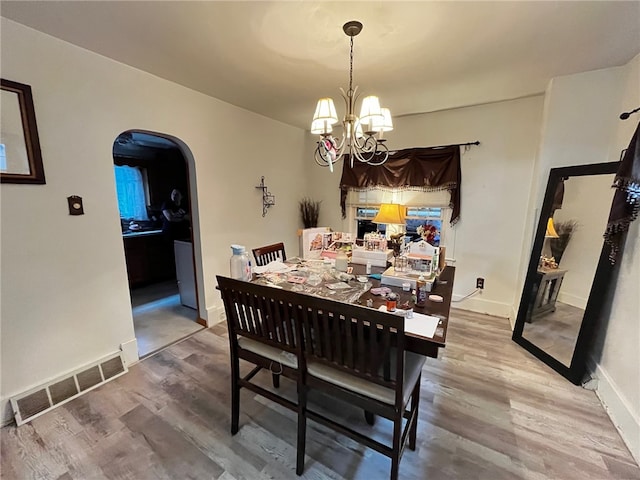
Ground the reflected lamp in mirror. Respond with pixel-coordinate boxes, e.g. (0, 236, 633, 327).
(545, 217, 559, 238)
(541, 217, 560, 259)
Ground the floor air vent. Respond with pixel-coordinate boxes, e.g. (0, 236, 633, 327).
(10, 351, 128, 426)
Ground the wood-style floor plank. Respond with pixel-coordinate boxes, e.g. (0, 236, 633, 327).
(2, 308, 638, 479)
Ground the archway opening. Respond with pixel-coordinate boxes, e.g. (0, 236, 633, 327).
(113, 130, 203, 358)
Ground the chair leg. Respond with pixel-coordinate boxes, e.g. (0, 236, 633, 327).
(296, 384, 307, 476)
(409, 374, 421, 450)
(231, 358, 240, 435)
(390, 412, 402, 480)
(272, 373, 280, 389)
(364, 410, 376, 425)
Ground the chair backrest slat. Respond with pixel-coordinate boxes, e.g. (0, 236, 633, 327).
(311, 308, 322, 357)
(356, 319, 366, 374)
(252, 242, 287, 267)
(217, 276, 298, 354)
(299, 296, 405, 391)
(217, 275, 406, 392)
(345, 315, 354, 369)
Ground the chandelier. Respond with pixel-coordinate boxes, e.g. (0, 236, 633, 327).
(311, 21, 393, 172)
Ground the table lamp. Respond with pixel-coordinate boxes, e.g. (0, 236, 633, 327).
(373, 203, 406, 255)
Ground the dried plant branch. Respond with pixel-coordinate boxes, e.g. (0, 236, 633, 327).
(300, 197, 321, 228)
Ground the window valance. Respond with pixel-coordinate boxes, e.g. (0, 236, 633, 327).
(340, 146, 461, 224)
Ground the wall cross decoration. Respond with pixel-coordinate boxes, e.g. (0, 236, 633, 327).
(255, 176, 275, 217)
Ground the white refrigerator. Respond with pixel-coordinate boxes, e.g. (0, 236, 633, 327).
(174, 240, 196, 309)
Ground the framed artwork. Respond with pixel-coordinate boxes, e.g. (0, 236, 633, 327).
(1, 78, 45, 184)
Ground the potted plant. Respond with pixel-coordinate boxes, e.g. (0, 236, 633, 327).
(549, 219, 578, 264)
(299, 197, 321, 228)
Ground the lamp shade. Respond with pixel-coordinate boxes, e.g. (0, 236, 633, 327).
(372, 107, 393, 133)
(545, 217, 559, 238)
(312, 98, 339, 124)
(359, 95, 383, 127)
(372, 203, 406, 225)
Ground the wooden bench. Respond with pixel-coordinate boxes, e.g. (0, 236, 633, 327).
(217, 275, 425, 480)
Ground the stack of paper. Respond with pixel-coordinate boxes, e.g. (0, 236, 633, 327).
(377, 306, 440, 338)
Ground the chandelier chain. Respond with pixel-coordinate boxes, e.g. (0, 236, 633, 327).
(349, 35, 354, 94)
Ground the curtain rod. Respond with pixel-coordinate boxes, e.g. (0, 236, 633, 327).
(620, 107, 640, 120)
(425, 140, 481, 150)
(390, 141, 480, 154)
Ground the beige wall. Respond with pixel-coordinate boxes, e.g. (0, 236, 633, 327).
(0, 19, 307, 423)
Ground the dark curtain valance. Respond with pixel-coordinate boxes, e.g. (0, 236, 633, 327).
(339, 146, 461, 224)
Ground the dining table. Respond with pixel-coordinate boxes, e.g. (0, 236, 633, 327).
(251, 259, 455, 359)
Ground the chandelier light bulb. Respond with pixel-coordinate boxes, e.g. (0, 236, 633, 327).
(311, 119, 333, 135)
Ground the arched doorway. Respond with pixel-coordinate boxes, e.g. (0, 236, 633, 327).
(113, 130, 203, 358)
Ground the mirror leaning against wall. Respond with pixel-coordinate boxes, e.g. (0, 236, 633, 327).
(512, 162, 619, 385)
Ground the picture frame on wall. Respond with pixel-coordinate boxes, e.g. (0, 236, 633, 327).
(1, 78, 46, 184)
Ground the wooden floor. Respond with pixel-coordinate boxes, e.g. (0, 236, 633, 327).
(521, 301, 584, 366)
(131, 280, 203, 358)
(2, 309, 638, 479)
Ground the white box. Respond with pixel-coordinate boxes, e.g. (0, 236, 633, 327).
(380, 266, 434, 290)
(351, 248, 393, 267)
(299, 227, 331, 260)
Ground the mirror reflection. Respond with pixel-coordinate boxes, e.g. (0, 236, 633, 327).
(521, 172, 615, 367)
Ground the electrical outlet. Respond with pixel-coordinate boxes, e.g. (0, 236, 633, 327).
(476, 277, 485, 289)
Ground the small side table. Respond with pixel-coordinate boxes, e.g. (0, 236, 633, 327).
(528, 267, 567, 321)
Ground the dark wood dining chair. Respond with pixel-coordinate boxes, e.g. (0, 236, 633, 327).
(296, 297, 425, 480)
(252, 242, 286, 267)
(216, 275, 302, 436)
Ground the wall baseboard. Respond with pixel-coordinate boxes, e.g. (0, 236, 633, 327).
(120, 338, 139, 366)
(590, 360, 640, 464)
(557, 291, 587, 310)
(509, 304, 518, 330)
(206, 305, 225, 326)
(1, 399, 15, 426)
(1, 345, 134, 427)
(452, 294, 510, 318)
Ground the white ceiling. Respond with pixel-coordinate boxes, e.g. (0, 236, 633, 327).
(3, 1, 639, 130)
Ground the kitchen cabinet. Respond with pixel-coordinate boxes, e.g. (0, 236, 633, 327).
(123, 232, 175, 287)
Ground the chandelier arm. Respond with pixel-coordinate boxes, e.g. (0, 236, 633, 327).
(365, 142, 390, 166)
(314, 145, 340, 170)
(349, 136, 387, 165)
(333, 132, 346, 151)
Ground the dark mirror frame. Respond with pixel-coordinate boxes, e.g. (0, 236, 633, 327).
(0, 78, 46, 184)
(512, 162, 619, 385)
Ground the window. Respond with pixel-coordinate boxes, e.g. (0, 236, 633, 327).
(355, 205, 444, 246)
(114, 165, 149, 220)
(0, 144, 6, 172)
